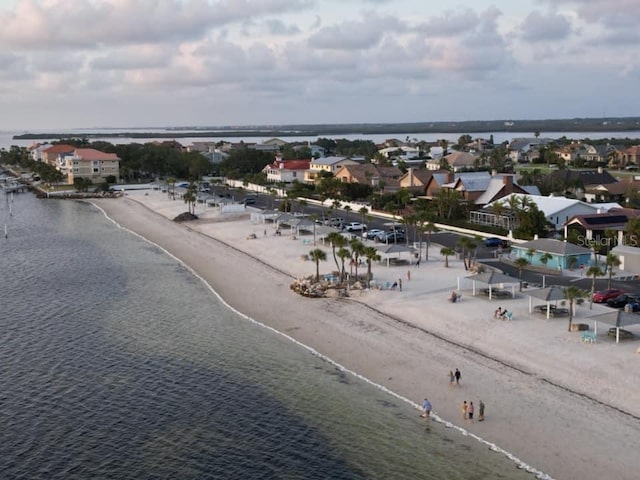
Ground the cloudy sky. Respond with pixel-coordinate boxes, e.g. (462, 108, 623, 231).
(0, 0, 638, 130)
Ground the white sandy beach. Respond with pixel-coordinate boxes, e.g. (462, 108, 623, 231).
(92, 191, 640, 480)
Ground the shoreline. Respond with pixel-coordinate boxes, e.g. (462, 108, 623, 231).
(91, 193, 640, 480)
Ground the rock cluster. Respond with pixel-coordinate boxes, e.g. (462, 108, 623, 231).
(290, 276, 368, 298)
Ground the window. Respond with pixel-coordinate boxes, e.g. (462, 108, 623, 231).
(93, 168, 100, 173)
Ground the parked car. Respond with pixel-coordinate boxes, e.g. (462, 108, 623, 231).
(593, 288, 625, 303)
(484, 237, 509, 248)
(377, 231, 406, 243)
(244, 196, 256, 205)
(364, 229, 385, 240)
(327, 217, 345, 228)
(343, 222, 367, 232)
(606, 293, 640, 308)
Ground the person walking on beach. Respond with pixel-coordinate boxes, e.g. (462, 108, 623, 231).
(448, 370, 455, 387)
(415, 258, 421, 268)
(467, 401, 474, 423)
(461, 400, 468, 419)
(398, 278, 403, 291)
(455, 368, 461, 386)
(421, 398, 432, 420)
(478, 400, 485, 421)
(407, 270, 411, 281)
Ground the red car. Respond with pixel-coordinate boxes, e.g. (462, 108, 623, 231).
(592, 289, 625, 303)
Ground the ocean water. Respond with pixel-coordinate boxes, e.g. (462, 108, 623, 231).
(0, 191, 536, 479)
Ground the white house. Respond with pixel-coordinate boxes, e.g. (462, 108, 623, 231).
(304, 156, 357, 183)
(486, 193, 621, 232)
(263, 156, 311, 183)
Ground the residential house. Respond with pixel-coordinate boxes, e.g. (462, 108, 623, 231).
(427, 171, 538, 204)
(543, 167, 618, 199)
(304, 156, 357, 183)
(262, 138, 288, 148)
(294, 143, 325, 158)
(506, 137, 551, 163)
(474, 174, 540, 206)
(611, 245, 640, 274)
(377, 146, 421, 161)
(398, 168, 442, 195)
(611, 145, 640, 168)
(29, 143, 52, 163)
(485, 193, 621, 232)
(41, 144, 76, 167)
(334, 164, 402, 191)
(512, 238, 592, 270)
(62, 148, 121, 184)
(581, 144, 613, 164)
(442, 151, 477, 172)
(563, 208, 640, 246)
(262, 156, 310, 183)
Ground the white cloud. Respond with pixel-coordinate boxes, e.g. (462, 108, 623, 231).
(0, 0, 638, 129)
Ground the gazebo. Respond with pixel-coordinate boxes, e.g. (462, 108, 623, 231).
(463, 271, 519, 299)
(586, 310, 640, 344)
(376, 244, 415, 267)
(527, 286, 567, 319)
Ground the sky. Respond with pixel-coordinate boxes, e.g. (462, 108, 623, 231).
(0, 0, 639, 130)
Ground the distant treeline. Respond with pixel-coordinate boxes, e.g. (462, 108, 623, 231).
(13, 116, 640, 140)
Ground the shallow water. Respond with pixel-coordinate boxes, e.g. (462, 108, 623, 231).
(0, 192, 535, 479)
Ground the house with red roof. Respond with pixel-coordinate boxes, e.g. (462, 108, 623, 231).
(59, 148, 121, 184)
(41, 144, 76, 166)
(262, 155, 310, 183)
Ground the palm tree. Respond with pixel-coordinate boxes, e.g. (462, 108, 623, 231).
(586, 265, 604, 310)
(183, 189, 196, 214)
(526, 248, 536, 264)
(422, 222, 438, 261)
(309, 248, 327, 282)
(539, 252, 553, 267)
(350, 239, 366, 280)
(326, 231, 347, 272)
(337, 247, 351, 282)
(567, 256, 578, 270)
(299, 198, 307, 215)
(343, 205, 352, 222)
(457, 237, 475, 271)
(166, 177, 176, 200)
(564, 286, 587, 332)
(309, 213, 318, 246)
(605, 252, 621, 289)
(514, 257, 529, 291)
(363, 246, 381, 287)
(440, 247, 454, 268)
(358, 207, 368, 225)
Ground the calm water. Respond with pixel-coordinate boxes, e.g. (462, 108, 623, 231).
(0, 191, 536, 479)
(2, 129, 640, 151)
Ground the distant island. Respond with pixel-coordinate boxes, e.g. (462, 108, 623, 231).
(13, 116, 640, 140)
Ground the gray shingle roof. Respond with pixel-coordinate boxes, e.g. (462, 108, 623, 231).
(514, 238, 592, 255)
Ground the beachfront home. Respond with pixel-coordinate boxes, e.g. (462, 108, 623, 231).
(263, 156, 311, 183)
(610, 145, 640, 168)
(511, 238, 592, 270)
(506, 137, 551, 163)
(61, 148, 121, 184)
(41, 144, 76, 167)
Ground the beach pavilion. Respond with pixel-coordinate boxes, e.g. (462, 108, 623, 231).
(586, 310, 640, 344)
(462, 271, 519, 299)
(376, 244, 415, 267)
(527, 286, 567, 319)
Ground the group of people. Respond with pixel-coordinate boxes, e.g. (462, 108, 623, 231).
(494, 306, 510, 320)
(422, 367, 486, 423)
(461, 400, 485, 422)
(390, 278, 403, 291)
